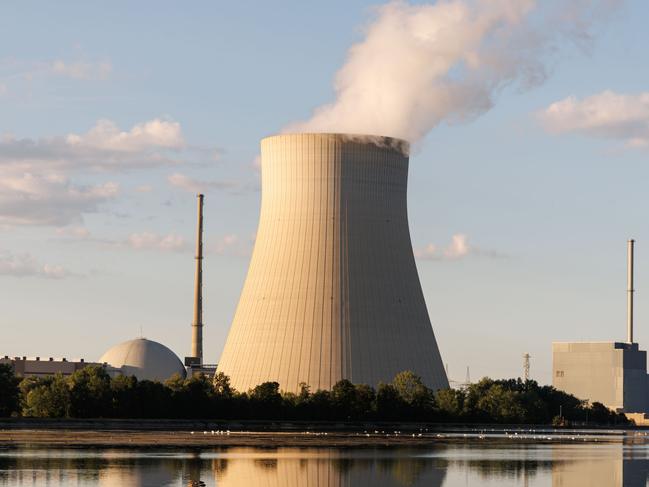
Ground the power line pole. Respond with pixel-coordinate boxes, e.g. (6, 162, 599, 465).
(523, 353, 531, 381)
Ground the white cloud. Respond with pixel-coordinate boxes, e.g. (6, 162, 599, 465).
(415, 234, 471, 261)
(445, 234, 470, 259)
(287, 0, 621, 144)
(539, 91, 649, 147)
(51, 60, 112, 80)
(126, 232, 187, 252)
(414, 234, 504, 261)
(0, 250, 72, 279)
(0, 118, 185, 173)
(66, 118, 184, 152)
(167, 172, 238, 193)
(0, 83, 6, 96)
(0, 118, 186, 226)
(0, 170, 118, 226)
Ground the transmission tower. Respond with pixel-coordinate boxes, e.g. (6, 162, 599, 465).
(523, 353, 531, 381)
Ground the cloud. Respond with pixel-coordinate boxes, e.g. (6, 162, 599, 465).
(287, 0, 621, 145)
(415, 234, 470, 260)
(51, 60, 112, 80)
(414, 234, 504, 261)
(0, 250, 72, 279)
(0, 118, 185, 173)
(539, 90, 649, 147)
(66, 118, 184, 152)
(0, 170, 118, 226)
(0, 83, 6, 96)
(167, 172, 239, 193)
(134, 185, 154, 193)
(126, 232, 187, 252)
(0, 118, 186, 226)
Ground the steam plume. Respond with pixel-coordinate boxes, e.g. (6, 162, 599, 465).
(287, 0, 620, 144)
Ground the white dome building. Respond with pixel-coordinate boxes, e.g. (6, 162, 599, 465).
(99, 338, 186, 382)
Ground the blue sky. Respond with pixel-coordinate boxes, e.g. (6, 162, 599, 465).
(1, 0, 648, 385)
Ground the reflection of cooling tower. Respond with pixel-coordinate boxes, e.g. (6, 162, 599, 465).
(217, 133, 448, 393)
(212, 449, 447, 487)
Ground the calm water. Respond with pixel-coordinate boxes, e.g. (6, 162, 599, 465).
(3, 434, 649, 486)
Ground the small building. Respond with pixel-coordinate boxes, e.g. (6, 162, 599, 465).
(552, 341, 648, 413)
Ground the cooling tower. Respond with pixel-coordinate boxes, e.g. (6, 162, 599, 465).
(217, 133, 448, 393)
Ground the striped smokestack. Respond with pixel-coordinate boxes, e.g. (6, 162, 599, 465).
(192, 194, 204, 362)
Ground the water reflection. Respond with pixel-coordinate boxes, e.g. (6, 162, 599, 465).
(1, 442, 649, 486)
(212, 449, 446, 487)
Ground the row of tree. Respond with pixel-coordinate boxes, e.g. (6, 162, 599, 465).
(0, 364, 629, 425)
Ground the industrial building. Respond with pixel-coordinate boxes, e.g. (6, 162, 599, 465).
(0, 356, 118, 378)
(217, 133, 448, 393)
(553, 240, 649, 416)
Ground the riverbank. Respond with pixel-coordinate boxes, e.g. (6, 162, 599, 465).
(0, 419, 637, 447)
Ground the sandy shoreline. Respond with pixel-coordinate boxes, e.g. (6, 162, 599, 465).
(0, 430, 450, 447)
(0, 428, 631, 448)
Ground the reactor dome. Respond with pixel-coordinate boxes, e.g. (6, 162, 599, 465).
(99, 338, 186, 382)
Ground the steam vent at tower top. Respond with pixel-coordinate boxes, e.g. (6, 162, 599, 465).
(217, 133, 448, 393)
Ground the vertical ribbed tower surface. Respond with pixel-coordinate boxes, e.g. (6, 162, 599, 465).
(217, 133, 448, 393)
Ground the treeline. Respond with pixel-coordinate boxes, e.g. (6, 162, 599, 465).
(0, 364, 629, 425)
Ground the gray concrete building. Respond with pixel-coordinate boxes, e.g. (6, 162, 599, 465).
(217, 133, 448, 393)
(552, 341, 648, 412)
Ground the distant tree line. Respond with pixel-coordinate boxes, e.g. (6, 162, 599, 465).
(0, 364, 629, 425)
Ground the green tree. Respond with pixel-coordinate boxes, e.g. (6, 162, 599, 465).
(391, 371, 435, 419)
(332, 379, 356, 418)
(68, 366, 112, 418)
(435, 388, 464, 419)
(22, 374, 70, 417)
(475, 383, 525, 423)
(376, 383, 406, 420)
(181, 374, 215, 418)
(392, 371, 428, 405)
(307, 389, 333, 420)
(111, 375, 139, 418)
(250, 382, 282, 418)
(354, 384, 376, 419)
(136, 380, 172, 418)
(0, 364, 19, 417)
(213, 372, 234, 397)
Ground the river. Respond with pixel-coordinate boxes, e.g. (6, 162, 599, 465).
(3, 432, 649, 486)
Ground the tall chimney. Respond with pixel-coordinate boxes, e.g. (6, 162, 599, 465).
(628, 239, 635, 344)
(192, 194, 204, 362)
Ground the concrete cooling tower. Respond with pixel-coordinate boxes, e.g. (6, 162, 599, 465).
(217, 133, 448, 393)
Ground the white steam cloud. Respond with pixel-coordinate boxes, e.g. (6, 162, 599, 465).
(288, 0, 620, 144)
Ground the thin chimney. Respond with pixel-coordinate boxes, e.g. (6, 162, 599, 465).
(628, 239, 635, 344)
(192, 194, 204, 362)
